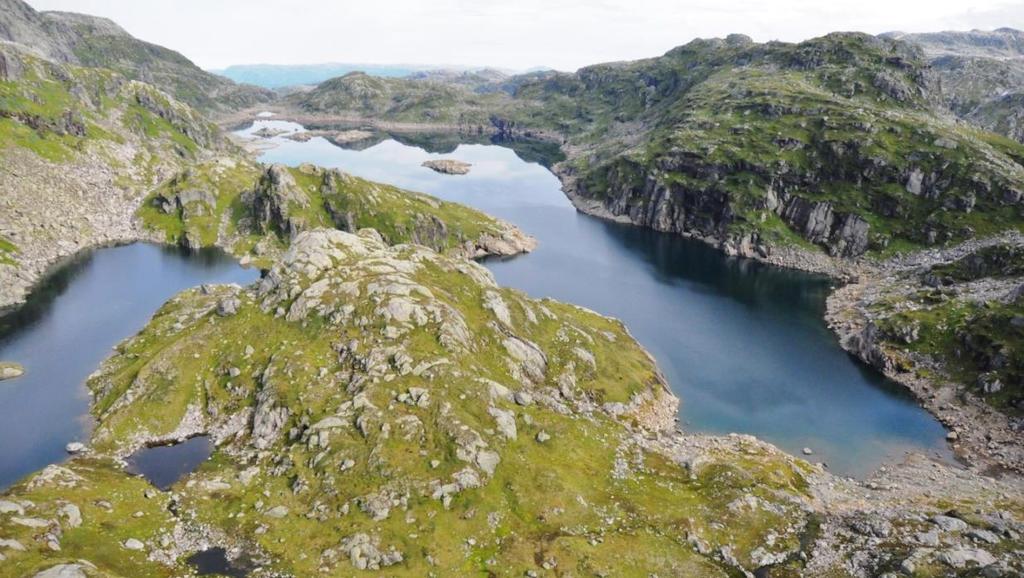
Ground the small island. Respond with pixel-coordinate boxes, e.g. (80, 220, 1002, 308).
(422, 159, 471, 175)
(253, 127, 288, 138)
(0, 361, 25, 381)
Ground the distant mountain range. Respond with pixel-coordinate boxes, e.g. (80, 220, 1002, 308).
(212, 63, 549, 89)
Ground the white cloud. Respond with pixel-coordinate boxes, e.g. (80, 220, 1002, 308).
(27, 0, 1022, 70)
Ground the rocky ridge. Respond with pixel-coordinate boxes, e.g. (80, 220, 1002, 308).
(885, 28, 1024, 144)
(276, 32, 1024, 277)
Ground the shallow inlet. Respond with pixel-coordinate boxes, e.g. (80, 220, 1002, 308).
(0, 244, 257, 490)
(242, 119, 955, 477)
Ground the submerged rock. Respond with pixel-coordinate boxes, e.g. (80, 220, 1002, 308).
(0, 362, 25, 381)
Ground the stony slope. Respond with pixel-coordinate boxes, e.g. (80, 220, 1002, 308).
(0, 0, 273, 114)
(0, 40, 227, 309)
(884, 28, 1024, 60)
(2, 229, 1022, 577)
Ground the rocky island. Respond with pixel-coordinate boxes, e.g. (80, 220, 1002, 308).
(1, 0, 1023, 576)
(421, 159, 471, 175)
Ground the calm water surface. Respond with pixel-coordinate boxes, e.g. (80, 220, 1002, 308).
(126, 435, 213, 490)
(241, 119, 954, 476)
(0, 244, 256, 489)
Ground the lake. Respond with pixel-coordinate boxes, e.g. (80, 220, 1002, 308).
(240, 119, 955, 476)
(0, 244, 256, 489)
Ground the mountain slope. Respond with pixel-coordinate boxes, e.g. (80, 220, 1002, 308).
(0, 39, 231, 308)
(0, 0, 273, 114)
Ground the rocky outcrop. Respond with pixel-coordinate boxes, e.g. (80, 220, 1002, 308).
(778, 195, 870, 257)
(247, 164, 310, 239)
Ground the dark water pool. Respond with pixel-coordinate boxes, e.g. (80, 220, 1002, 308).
(0, 244, 256, 489)
(241, 120, 954, 477)
(126, 436, 213, 490)
(187, 546, 252, 577)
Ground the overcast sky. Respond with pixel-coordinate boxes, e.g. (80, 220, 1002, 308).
(27, 0, 1024, 71)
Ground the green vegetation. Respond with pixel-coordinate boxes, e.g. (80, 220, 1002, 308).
(294, 32, 1024, 259)
(0, 235, 16, 266)
(294, 72, 505, 126)
(0, 44, 215, 165)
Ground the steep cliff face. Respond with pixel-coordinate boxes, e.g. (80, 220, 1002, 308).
(291, 32, 1024, 266)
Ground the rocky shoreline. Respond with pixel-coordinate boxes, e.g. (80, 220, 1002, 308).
(826, 232, 1024, 476)
(553, 163, 864, 281)
(7, 227, 1020, 577)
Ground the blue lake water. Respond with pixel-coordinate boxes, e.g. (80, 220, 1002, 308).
(241, 119, 955, 476)
(0, 244, 256, 489)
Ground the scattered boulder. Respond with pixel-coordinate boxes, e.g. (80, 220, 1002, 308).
(64, 442, 87, 454)
(937, 547, 996, 569)
(32, 564, 90, 578)
(57, 503, 82, 528)
(339, 533, 404, 570)
(122, 538, 145, 551)
(932, 514, 969, 533)
(264, 505, 289, 519)
(488, 406, 517, 440)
